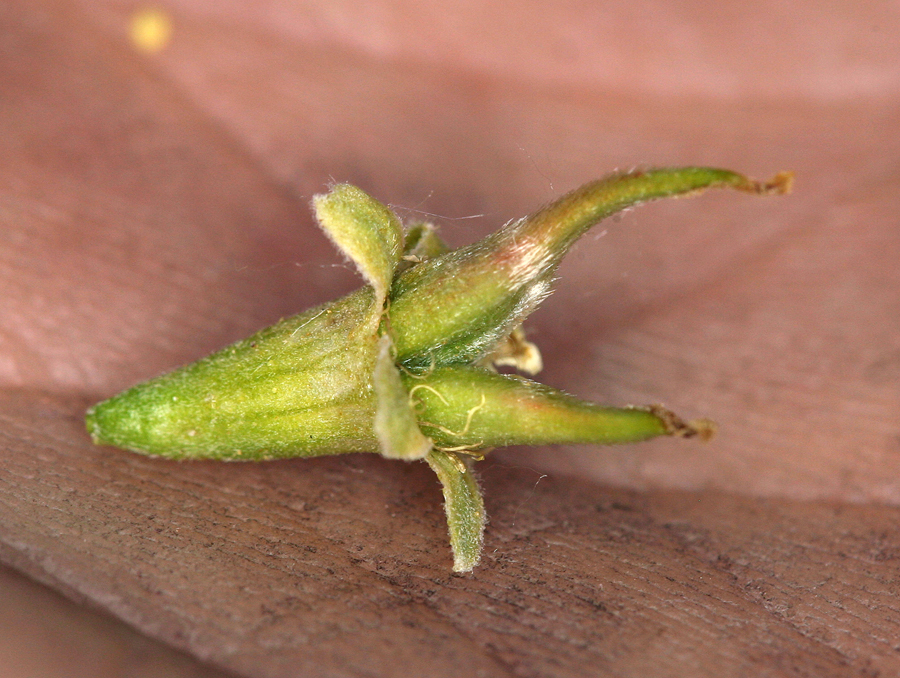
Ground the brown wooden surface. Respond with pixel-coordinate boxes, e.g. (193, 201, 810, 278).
(2, 1, 900, 676)
(0, 562, 235, 678)
(4, 389, 900, 677)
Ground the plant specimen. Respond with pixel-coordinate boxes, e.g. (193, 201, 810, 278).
(86, 167, 791, 571)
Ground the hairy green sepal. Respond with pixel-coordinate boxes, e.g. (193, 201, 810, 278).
(374, 335, 432, 461)
(426, 450, 486, 573)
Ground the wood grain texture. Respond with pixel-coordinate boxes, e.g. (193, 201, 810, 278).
(0, 563, 235, 678)
(2, 389, 900, 677)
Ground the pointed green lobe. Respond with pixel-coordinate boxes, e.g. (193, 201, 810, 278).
(389, 168, 793, 368)
(313, 183, 404, 306)
(373, 335, 432, 460)
(426, 450, 486, 573)
(406, 366, 700, 450)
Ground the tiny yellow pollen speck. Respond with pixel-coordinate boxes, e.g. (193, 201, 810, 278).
(130, 7, 173, 54)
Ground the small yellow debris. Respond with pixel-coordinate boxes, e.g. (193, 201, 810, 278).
(130, 7, 173, 54)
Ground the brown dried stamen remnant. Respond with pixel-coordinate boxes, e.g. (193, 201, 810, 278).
(644, 405, 717, 441)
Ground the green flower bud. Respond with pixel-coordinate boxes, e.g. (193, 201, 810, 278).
(86, 167, 791, 571)
(389, 168, 792, 368)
